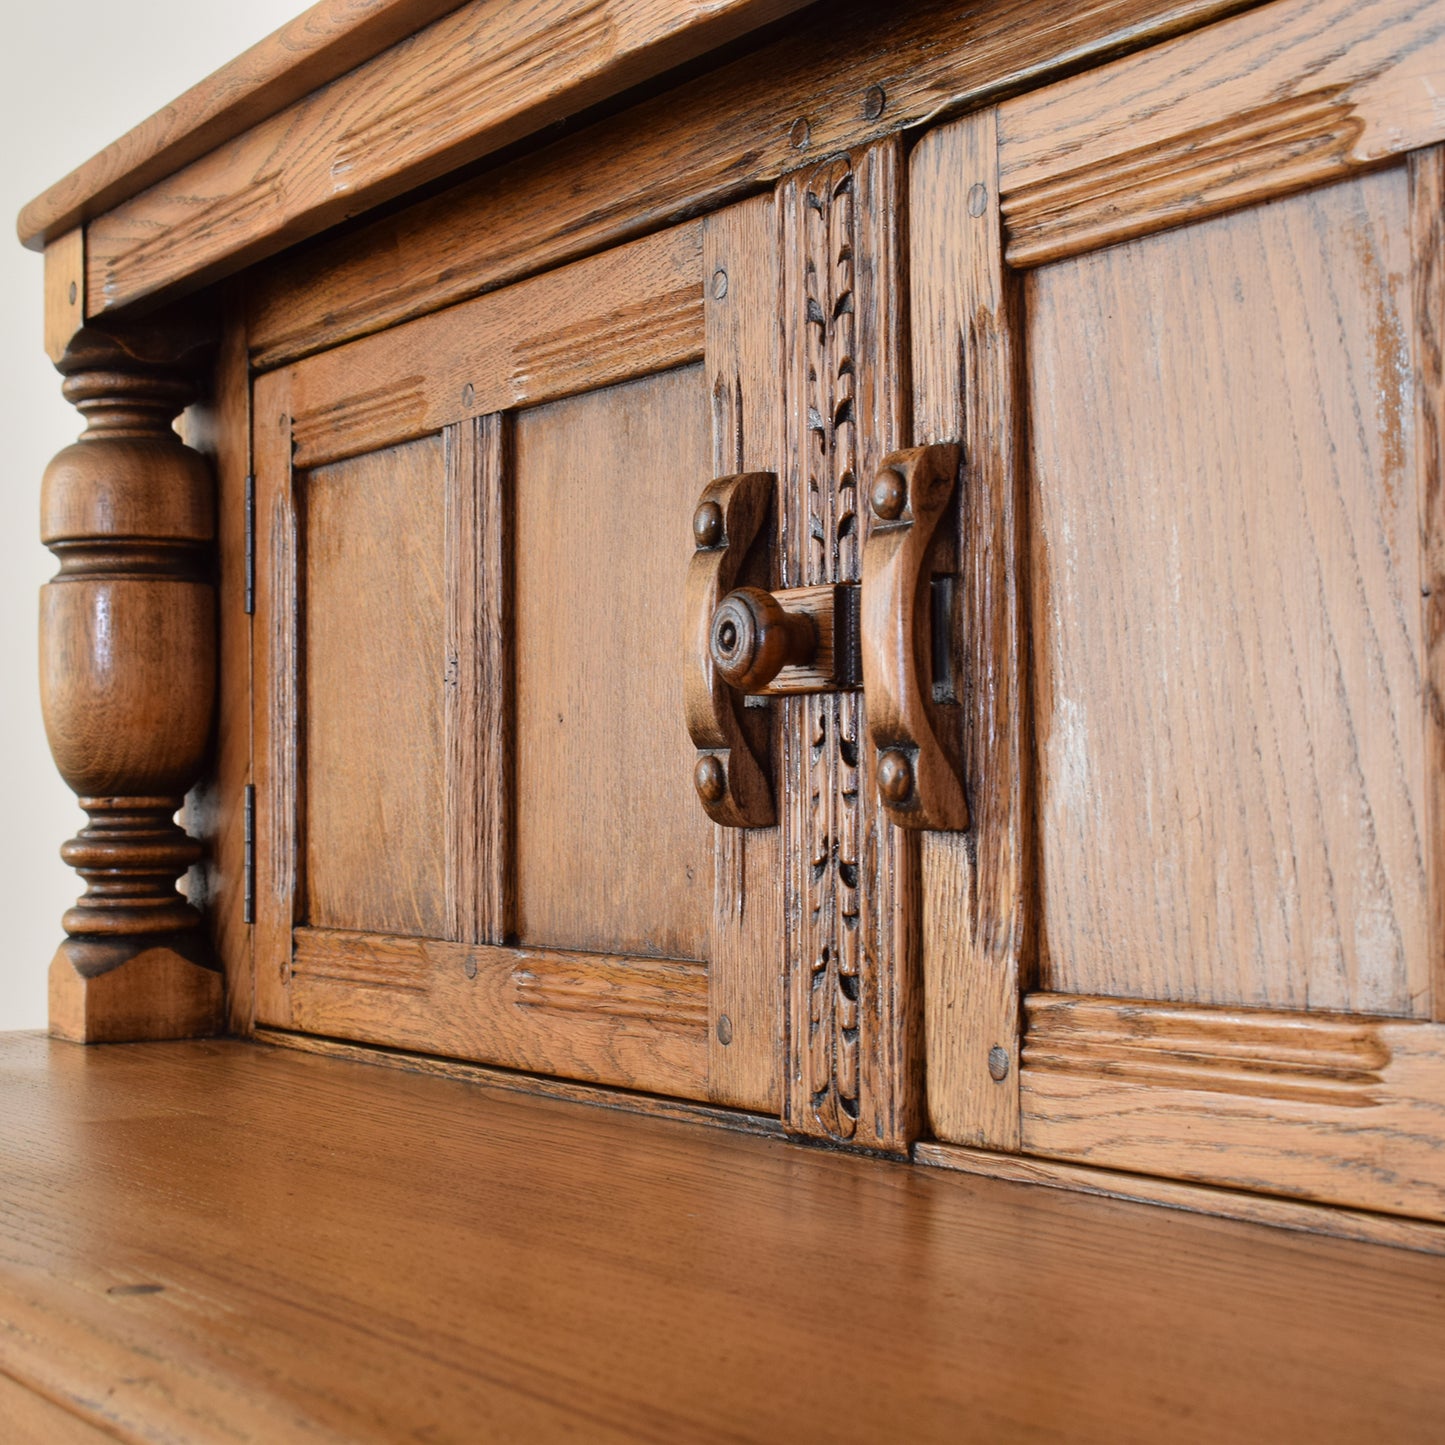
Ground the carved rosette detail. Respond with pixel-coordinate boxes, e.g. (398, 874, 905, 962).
(789, 158, 863, 1139)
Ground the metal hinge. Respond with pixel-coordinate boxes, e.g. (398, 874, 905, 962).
(243, 473, 256, 615)
(243, 783, 255, 925)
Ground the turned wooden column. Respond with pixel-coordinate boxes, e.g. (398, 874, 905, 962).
(40, 327, 222, 1042)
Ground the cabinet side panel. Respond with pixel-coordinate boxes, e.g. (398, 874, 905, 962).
(304, 436, 448, 939)
(1029, 168, 1429, 1016)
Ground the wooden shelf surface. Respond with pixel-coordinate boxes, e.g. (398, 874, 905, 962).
(0, 1030, 1442, 1442)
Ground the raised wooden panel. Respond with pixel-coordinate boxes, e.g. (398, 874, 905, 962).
(1020, 994, 1445, 1222)
(303, 435, 448, 939)
(513, 367, 714, 962)
(1029, 168, 1430, 1017)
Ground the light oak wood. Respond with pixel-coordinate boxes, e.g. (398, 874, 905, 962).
(1020, 994, 1445, 1222)
(289, 927, 707, 1097)
(42, 230, 83, 366)
(915, 1141, 1445, 1256)
(1029, 167, 1430, 1016)
(17, 0, 475, 249)
(702, 195, 783, 1112)
(998, 0, 1445, 267)
(284, 222, 704, 470)
(0, 1372, 114, 1445)
(80, 0, 810, 315)
(911, 110, 1035, 1150)
(303, 436, 448, 939)
(1, 1034, 1444, 1443)
(245, 0, 1263, 370)
(513, 368, 715, 963)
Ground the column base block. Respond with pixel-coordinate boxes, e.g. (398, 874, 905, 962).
(49, 933, 224, 1043)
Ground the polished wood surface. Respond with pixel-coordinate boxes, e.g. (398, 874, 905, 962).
(39, 328, 223, 1042)
(0, 1033, 1442, 1443)
(77, 0, 812, 316)
(245, 0, 1263, 370)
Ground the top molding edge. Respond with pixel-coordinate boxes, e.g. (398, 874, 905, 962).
(16, 0, 809, 252)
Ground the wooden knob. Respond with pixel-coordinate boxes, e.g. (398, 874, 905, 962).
(710, 586, 818, 693)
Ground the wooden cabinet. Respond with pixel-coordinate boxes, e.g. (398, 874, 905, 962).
(21, 0, 1445, 1248)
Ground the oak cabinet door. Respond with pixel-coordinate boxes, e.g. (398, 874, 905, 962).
(914, 0, 1445, 1220)
(251, 213, 785, 1109)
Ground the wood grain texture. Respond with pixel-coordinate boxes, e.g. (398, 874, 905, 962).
(1020, 994, 1445, 1222)
(182, 295, 255, 1034)
(513, 367, 715, 962)
(285, 222, 703, 470)
(246, 0, 1264, 370)
(259, 1025, 785, 1137)
(445, 414, 512, 945)
(1413, 146, 1445, 1021)
(1, 1034, 1444, 1442)
(914, 1141, 1445, 1257)
(303, 436, 447, 940)
(251, 367, 299, 1029)
(910, 111, 1035, 1150)
(1029, 168, 1430, 1017)
(42, 230, 83, 365)
(80, 0, 810, 311)
(289, 927, 707, 1097)
(17, 0, 474, 248)
(779, 139, 921, 1151)
(704, 196, 784, 1114)
(0, 1372, 115, 1445)
(999, 0, 1445, 267)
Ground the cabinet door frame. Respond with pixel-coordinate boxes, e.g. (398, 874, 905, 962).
(250, 218, 769, 1103)
(913, 0, 1445, 1220)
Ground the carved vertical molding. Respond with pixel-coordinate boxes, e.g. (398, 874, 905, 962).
(780, 140, 920, 1151)
(40, 327, 222, 1042)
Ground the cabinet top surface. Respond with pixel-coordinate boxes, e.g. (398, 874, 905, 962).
(1, 1031, 1442, 1442)
(16, 0, 812, 251)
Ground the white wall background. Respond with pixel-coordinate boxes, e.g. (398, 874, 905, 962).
(0, 0, 304, 1030)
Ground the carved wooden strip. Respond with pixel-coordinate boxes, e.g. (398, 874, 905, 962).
(1019, 994, 1445, 1222)
(911, 110, 1034, 1150)
(245, 0, 1262, 369)
(702, 195, 783, 1115)
(288, 927, 708, 1098)
(251, 367, 298, 1030)
(285, 222, 703, 470)
(998, 0, 1445, 266)
(913, 1142, 1445, 1257)
(780, 138, 920, 1152)
(1414, 145, 1445, 1022)
(81, 0, 812, 311)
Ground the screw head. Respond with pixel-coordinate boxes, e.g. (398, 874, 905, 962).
(68, 281, 78, 305)
(878, 749, 913, 805)
(463, 955, 478, 980)
(693, 499, 724, 548)
(863, 84, 886, 120)
(462, 382, 476, 408)
(717, 1013, 734, 1046)
(711, 268, 729, 300)
(871, 469, 907, 520)
(789, 116, 811, 149)
(987, 1045, 1011, 1082)
(695, 754, 727, 804)
(967, 182, 990, 218)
